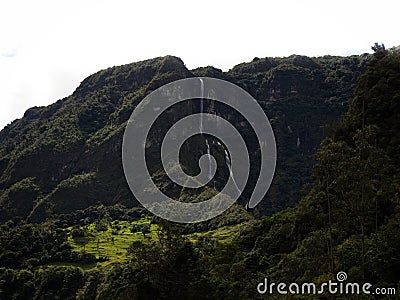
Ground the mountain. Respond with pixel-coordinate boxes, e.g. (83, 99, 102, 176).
(1, 50, 399, 300)
(0, 54, 368, 222)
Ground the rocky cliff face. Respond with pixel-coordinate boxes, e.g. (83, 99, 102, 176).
(0, 54, 368, 222)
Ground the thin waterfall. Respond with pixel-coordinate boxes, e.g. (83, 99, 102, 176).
(199, 78, 204, 133)
(199, 78, 213, 182)
(205, 139, 213, 180)
(224, 149, 241, 194)
(199, 78, 240, 192)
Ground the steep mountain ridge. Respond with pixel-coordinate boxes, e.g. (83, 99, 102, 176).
(0, 54, 368, 222)
(0, 56, 192, 221)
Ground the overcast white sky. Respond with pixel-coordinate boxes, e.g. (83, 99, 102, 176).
(0, 0, 398, 130)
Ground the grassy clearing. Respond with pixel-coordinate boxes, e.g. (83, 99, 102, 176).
(44, 218, 248, 271)
(67, 218, 159, 267)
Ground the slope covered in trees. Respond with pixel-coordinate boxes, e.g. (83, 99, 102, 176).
(0, 54, 367, 222)
(225, 51, 400, 293)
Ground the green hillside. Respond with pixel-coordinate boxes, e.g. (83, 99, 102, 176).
(2, 48, 400, 299)
(0, 54, 367, 222)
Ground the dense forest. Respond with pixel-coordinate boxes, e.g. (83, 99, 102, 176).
(0, 47, 399, 299)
